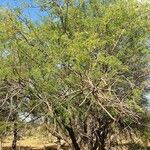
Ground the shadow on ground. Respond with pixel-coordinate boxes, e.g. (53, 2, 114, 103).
(117, 142, 150, 150)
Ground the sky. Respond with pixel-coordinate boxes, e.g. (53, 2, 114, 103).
(0, 0, 47, 21)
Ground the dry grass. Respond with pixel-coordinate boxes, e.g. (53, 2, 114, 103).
(1, 136, 56, 149)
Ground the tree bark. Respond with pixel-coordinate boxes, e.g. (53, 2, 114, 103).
(0, 137, 3, 150)
(65, 125, 80, 150)
(97, 120, 111, 150)
(12, 122, 18, 150)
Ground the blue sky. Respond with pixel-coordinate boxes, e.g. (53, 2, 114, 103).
(0, 0, 47, 21)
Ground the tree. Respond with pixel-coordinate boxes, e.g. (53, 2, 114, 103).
(0, 0, 150, 149)
(0, 9, 30, 150)
(30, 0, 150, 149)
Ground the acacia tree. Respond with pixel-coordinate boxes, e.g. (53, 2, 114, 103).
(28, 0, 150, 149)
(0, 0, 150, 150)
(0, 9, 31, 150)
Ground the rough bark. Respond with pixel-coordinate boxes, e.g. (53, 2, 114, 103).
(64, 125, 80, 150)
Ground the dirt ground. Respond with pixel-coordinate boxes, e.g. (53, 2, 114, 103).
(0, 137, 70, 150)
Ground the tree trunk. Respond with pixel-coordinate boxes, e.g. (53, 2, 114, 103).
(96, 119, 112, 150)
(0, 137, 3, 150)
(64, 125, 80, 150)
(12, 122, 18, 150)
